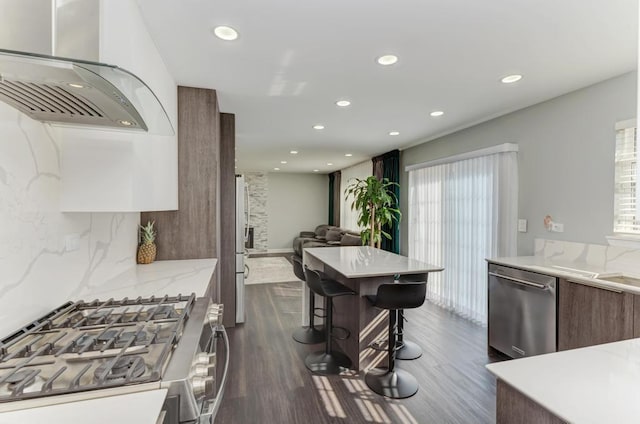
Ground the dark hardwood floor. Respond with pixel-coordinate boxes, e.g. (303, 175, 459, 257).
(217, 279, 504, 424)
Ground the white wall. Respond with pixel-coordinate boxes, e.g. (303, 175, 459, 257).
(400, 71, 637, 256)
(339, 161, 373, 231)
(267, 173, 329, 250)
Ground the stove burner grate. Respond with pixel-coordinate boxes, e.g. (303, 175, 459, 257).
(4, 370, 33, 385)
(93, 356, 146, 382)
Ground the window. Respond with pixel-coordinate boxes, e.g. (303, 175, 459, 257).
(613, 120, 639, 234)
(407, 144, 518, 324)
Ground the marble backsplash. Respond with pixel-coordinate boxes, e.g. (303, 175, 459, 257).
(0, 103, 138, 337)
(534, 238, 640, 276)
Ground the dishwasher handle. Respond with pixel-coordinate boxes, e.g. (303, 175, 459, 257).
(489, 272, 549, 290)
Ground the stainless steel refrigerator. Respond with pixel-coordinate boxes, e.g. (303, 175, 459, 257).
(235, 175, 248, 323)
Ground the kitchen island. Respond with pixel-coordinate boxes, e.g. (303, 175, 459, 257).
(303, 246, 442, 370)
(487, 338, 640, 424)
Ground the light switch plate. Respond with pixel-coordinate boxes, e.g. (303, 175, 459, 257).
(518, 219, 527, 232)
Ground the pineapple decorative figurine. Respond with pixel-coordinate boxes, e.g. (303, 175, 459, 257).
(137, 221, 157, 264)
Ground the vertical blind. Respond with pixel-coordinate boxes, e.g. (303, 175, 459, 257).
(340, 160, 373, 231)
(614, 122, 639, 233)
(408, 147, 518, 324)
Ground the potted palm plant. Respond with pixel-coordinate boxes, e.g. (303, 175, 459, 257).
(345, 176, 401, 248)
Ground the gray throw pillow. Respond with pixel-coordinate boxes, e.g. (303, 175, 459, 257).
(325, 229, 343, 241)
(340, 233, 362, 246)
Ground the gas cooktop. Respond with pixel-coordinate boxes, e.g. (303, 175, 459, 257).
(0, 294, 196, 403)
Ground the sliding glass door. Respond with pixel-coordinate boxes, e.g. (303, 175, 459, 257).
(408, 146, 518, 324)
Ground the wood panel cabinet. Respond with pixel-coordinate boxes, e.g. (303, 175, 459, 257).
(557, 279, 634, 351)
(496, 380, 566, 424)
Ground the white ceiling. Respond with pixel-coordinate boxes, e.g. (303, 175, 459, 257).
(136, 0, 637, 174)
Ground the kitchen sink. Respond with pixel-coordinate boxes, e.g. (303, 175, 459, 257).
(597, 275, 640, 287)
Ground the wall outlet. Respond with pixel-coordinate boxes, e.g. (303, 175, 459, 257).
(550, 222, 564, 233)
(64, 233, 80, 252)
(518, 219, 528, 232)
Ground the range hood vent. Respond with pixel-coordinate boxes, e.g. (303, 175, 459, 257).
(0, 49, 174, 135)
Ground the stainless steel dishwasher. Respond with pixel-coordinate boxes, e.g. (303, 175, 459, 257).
(488, 263, 557, 358)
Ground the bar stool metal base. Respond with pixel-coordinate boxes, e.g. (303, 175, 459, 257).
(396, 340, 423, 360)
(364, 367, 419, 399)
(305, 351, 352, 375)
(292, 326, 325, 344)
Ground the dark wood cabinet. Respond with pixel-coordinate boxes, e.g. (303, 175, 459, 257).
(557, 279, 634, 351)
(142, 87, 237, 327)
(496, 380, 566, 424)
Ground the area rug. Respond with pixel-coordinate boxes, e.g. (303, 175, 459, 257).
(245, 256, 301, 285)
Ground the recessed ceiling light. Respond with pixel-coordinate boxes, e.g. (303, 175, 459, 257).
(313, 169, 319, 172)
(430, 111, 444, 117)
(389, 131, 400, 136)
(501, 74, 522, 84)
(345, 153, 353, 157)
(290, 150, 298, 154)
(377, 54, 398, 66)
(119, 120, 133, 126)
(273, 167, 280, 171)
(313, 124, 325, 130)
(336, 100, 351, 107)
(213, 25, 239, 41)
(327, 162, 333, 166)
(68, 83, 84, 89)
(280, 161, 287, 164)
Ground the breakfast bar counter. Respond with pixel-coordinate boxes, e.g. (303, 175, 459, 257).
(302, 246, 442, 370)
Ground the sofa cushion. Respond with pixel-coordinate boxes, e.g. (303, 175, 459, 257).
(340, 233, 362, 246)
(325, 229, 343, 242)
(314, 225, 333, 237)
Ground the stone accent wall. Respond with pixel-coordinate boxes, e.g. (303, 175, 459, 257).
(245, 173, 268, 251)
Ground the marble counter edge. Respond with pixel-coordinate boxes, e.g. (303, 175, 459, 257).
(0, 389, 168, 424)
(73, 258, 218, 301)
(487, 257, 640, 296)
(304, 247, 443, 279)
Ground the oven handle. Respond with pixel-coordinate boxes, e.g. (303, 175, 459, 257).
(198, 325, 230, 424)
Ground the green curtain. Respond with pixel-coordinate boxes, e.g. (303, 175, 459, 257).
(374, 150, 400, 253)
(328, 171, 341, 226)
(328, 173, 335, 225)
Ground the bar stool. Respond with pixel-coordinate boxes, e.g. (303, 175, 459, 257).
(364, 282, 427, 398)
(291, 255, 325, 344)
(304, 267, 356, 375)
(395, 275, 427, 360)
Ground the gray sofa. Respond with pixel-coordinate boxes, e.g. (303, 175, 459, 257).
(292, 224, 362, 257)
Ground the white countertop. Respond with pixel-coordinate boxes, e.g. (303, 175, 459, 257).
(486, 339, 640, 424)
(488, 255, 640, 295)
(0, 389, 167, 424)
(304, 246, 443, 278)
(74, 258, 217, 301)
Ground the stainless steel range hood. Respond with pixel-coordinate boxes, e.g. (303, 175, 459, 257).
(0, 48, 175, 135)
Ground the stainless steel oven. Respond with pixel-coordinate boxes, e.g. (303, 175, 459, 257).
(488, 263, 557, 358)
(160, 298, 230, 424)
